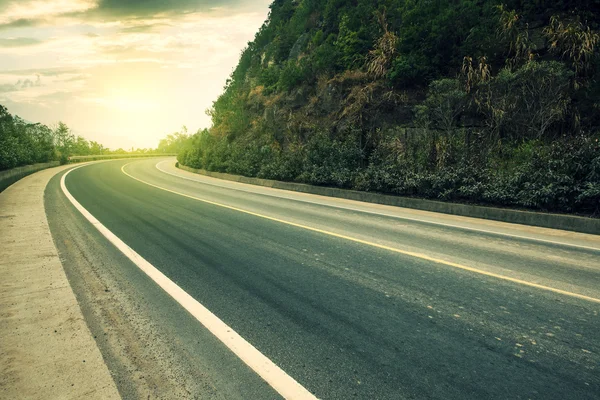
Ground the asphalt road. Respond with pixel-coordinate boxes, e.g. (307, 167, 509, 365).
(47, 158, 600, 399)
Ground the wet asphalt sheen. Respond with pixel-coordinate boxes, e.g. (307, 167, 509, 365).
(55, 159, 599, 400)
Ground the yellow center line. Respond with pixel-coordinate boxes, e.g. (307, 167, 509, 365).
(121, 162, 600, 305)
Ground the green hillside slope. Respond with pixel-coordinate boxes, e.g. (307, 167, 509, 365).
(179, 0, 600, 215)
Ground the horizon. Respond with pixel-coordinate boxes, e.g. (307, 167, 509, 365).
(0, 0, 271, 149)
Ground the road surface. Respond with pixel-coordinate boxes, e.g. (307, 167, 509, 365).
(45, 158, 600, 399)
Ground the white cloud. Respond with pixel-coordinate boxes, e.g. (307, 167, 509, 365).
(0, 0, 272, 148)
(0, 0, 97, 24)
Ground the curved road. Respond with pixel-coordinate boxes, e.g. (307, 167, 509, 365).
(46, 158, 600, 399)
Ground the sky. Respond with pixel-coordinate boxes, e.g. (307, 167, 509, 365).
(0, 0, 271, 149)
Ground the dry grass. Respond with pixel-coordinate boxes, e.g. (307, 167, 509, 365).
(329, 69, 370, 86)
(461, 56, 491, 93)
(544, 15, 599, 82)
(263, 93, 283, 107)
(248, 85, 265, 98)
(496, 6, 534, 68)
(366, 11, 399, 79)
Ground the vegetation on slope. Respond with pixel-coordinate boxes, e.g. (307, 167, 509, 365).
(179, 0, 600, 215)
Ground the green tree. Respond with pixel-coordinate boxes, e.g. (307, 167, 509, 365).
(89, 141, 105, 155)
(158, 126, 190, 154)
(72, 136, 90, 156)
(54, 122, 75, 163)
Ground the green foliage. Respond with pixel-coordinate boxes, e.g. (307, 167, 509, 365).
(178, 129, 230, 172)
(179, 0, 600, 216)
(179, 129, 363, 187)
(312, 29, 325, 47)
(0, 105, 57, 170)
(475, 61, 573, 139)
(158, 127, 190, 154)
(257, 142, 304, 181)
(388, 54, 432, 87)
(53, 122, 74, 163)
(484, 135, 600, 212)
(416, 79, 467, 132)
(1, 104, 169, 170)
(310, 34, 341, 72)
(297, 132, 363, 187)
(259, 65, 281, 91)
(354, 132, 600, 214)
(334, 15, 368, 69)
(277, 59, 312, 91)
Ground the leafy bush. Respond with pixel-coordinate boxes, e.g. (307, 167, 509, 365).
(415, 79, 467, 132)
(334, 14, 368, 70)
(297, 132, 362, 187)
(389, 54, 433, 87)
(259, 65, 281, 91)
(258, 142, 305, 181)
(475, 61, 573, 140)
(277, 59, 312, 92)
(0, 105, 58, 170)
(310, 35, 342, 73)
(484, 135, 600, 212)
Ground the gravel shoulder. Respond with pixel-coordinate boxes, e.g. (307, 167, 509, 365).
(0, 165, 120, 399)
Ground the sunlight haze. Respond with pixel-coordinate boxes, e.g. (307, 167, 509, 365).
(0, 0, 271, 149)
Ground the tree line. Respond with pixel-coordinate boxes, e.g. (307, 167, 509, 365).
(0, 105, 181, 171)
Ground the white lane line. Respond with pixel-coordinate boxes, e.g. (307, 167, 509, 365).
(155, 160, 600, 253)
(61, 164, 318, 400)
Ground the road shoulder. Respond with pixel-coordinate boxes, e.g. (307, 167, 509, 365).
(175, 161, 600, 235)
(0, 165, 120, 399)
(156, 159, 600, 250)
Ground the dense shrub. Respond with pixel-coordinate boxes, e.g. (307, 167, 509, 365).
(178, 0, 600, 216)
(0, 105, 56, 170)
(179, 124, 600, 215)
(475, 61, 573, 140)
(388, 54, 433, 87)
(277, 59, 313, 92)
(296, 132, 362, 187)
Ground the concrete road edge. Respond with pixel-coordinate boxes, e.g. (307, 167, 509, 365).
(0, 165, 120, 399)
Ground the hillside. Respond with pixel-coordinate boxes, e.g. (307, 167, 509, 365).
(178, 0, 600, 215)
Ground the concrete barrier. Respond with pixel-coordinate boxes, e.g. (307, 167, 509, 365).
(0, 161, 60, 193)
(177, 164, 600, 235)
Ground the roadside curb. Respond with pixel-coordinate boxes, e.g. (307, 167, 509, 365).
(0, 161, 60, 193)
(177, 164, 600, 235)
(0, 165, 120, 399)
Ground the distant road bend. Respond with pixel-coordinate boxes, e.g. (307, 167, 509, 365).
(52, 158, 600, 399)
